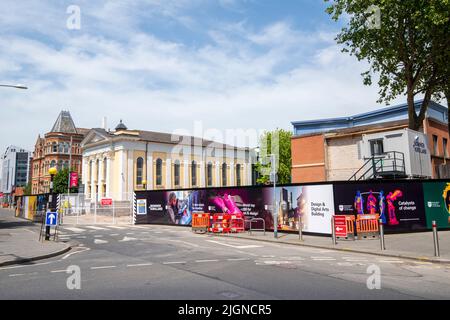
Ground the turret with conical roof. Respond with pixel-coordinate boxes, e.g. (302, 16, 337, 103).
(51, 110, 77, 133)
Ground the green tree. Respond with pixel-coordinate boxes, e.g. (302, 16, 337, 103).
(52, 168, 80, 194)
(23, 182, 32, 196)
(255, 129, 292, 185)
(325, 0, 449, 131)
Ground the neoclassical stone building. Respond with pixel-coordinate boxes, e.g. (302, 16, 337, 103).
(81, 121, 254, 201)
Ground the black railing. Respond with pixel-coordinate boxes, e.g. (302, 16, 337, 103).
(349, 151, 406, 181)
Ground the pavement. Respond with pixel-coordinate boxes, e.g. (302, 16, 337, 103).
(217, 229, 450, 264)
(1, 221, 450, 299)
(0, 209, 71, 267)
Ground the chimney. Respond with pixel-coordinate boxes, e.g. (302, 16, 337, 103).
(102, 117, 107, 130)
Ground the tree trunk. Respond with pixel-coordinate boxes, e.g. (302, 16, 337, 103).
(407, 88, 417, 130)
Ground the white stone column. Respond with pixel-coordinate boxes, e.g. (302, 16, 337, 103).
(200, 160, 205, 188)
(230, 162, 235, 186)
(98, 158, 104, 197)
(146, 155, 153, 190)
(118, 150, 125, 201)
(183, 160, 189, 188)
(82, 157, 88, 196)
(166, 158, 172, 189)
(106, 157, 111, 198)
(127, 152, 133, 201)
(90, 158, 96, 200)
(215, 161, 220, 187)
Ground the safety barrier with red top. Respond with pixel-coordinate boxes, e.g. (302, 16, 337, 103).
(356, 214, 380, 239)
(335, 215, 356, 240)
(208, 213, 245, 234)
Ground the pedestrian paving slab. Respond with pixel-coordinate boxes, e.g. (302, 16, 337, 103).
(0, 209, 71, 267)
(216, 229, 450, 264)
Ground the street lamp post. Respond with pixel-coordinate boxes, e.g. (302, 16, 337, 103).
(270, 154, 277, 239)
(46, 167, 57, 240)
(0, 84, 28, 90)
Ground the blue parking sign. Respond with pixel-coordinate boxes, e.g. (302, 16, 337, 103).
(45, 211, 58, 226)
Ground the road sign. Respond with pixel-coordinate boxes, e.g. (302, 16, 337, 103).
(334, 215, 347, 237)
(45, 211, 58, 226)
(101, 198, 113, 206)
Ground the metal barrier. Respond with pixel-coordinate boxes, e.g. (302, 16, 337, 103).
(192, 213, 210, 233)
(209, 213, 231, 233)
(229, 216, 245, 233)
(356, 214, 380, 239)
(248, 218, 266, 235)
(336, 215, 356, 240)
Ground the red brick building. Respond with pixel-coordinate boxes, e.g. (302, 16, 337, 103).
(31, 111, 89, 194)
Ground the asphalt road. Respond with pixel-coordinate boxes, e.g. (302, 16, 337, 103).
(1, 223, 449, 300)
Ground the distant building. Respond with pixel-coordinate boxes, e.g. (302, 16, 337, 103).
(81, 120, 254, 201)
(31, 111, 89, 194)
(0, 145, 32, 204)
(291, 100, 449, 182)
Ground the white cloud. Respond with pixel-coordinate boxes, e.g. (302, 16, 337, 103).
(0, 0, 399, 153)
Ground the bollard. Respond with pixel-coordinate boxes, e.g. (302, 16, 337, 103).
(379, 219, 385, 250)
(299, 215, 303, 241)
(331, 216, 336, 245)
(432, 220, 440, 257)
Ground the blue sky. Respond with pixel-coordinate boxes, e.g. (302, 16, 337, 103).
(0, 0, 405, 154)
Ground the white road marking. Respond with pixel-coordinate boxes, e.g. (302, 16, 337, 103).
(126, 232, 135, 235)
(91, 266, 116, 270)
(227, 258, 250, 261)
(126, 263, 153, 267)
(110, 234, 120, 236)
(162, 239, 200, 247)
(94, 239, 108, 244)
(94, 235, 103, 238)
(108, 226, 127, 229)
(195, 260, 219, 263)
(119, 236, 137, 242)
(86, 226, 108, 230)
(51, 270, 67, 273)
(378, 260, 404, 264)
(74, 236, 87, 239)
(163, 261, 186, 265)
(61, 247, 90, 260)
(9, 273, 25, 277)
(206, 240, 262, 249)
(64, 227, 85, 233)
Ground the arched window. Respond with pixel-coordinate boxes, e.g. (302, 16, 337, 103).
(52, 142, 57, 153)
(136, 157, 144, 185)
(63, 143, 69, 154)
(222, 163, 227, 186)
(191, 161, 197, 186)
(156, 158, 162, 186)
(174, 160, 180, 186)
(207, 162, 213, 187)
(236, 164, 241, 186)
(58, 160, 63, 170)
(58, 143, 63, 153)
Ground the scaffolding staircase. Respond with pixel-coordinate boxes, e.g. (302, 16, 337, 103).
(349, 151, 407, 181)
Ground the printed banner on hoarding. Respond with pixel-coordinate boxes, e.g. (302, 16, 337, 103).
(422, 181, 450, 229)
(333, 182, 427, 232)
(70, 172, 78, 188)
(275, 185, 334, 234)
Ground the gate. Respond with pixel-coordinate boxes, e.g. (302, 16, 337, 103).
(59, 193, 133, 225)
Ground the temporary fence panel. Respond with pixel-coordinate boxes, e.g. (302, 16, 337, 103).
(356, 214, 380, 239)
(59, 192, 133, 225)
(192, 213, 210, 233)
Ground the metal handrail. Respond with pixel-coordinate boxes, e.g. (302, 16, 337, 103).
(349, 151, 406, 181)
(248, 218, 266, 235)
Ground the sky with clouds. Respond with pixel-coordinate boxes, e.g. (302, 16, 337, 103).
(0, 0, 408, 154)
